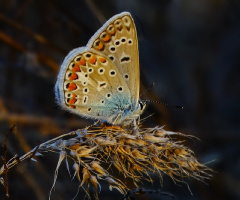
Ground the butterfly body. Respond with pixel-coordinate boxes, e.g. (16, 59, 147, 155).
(55, 12, 145, 125)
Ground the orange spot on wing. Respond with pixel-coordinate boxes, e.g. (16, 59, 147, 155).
(103, 34, 110, 42)
(88, 55, 97, 64)
(109, 30, 115, 35)
(69, 73, 78, 80)
(97, 42, 104, 50)
(72, 64, 80, 72)
(78, 58, 86, 66)
(69, 93, 77, 107)
(69, 98, 76, 104)
(68, 82, 77, 91)
(99, 57, 106, 63)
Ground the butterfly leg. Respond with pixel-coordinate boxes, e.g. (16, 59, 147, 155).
(104, 113, 123, 138)
(112, 113, 122, 126)
(132, 119, 140, 137)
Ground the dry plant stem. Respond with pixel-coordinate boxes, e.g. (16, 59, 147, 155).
(0, 124, 212, 199)
(2, 124, 16, 200)
(0, 131, 76, 176)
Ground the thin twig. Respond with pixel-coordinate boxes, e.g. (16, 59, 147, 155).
(27, 144, 40, 162)
(2, 124, 16, 200)
(0, 131, 76, 176)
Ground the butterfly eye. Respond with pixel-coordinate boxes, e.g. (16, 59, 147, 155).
(139, 101, 146, 111)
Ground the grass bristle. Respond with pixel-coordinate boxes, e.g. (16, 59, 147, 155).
(0, 124, 212, 199)
(45, 124, 212, 198)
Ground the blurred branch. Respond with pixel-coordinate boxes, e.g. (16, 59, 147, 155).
(122, 187, 176, 200)
(50, 0, 93, 34)
(0, 13, 67, 54)
(0, 30, 59, 72)
(84, 0, 106, 24)
(2, 124, 16, 200)
(0, 131, 75, 176)
(0, 99, 8, 114)
(0, 113, 88, 135)
(0, 31, 25, 52)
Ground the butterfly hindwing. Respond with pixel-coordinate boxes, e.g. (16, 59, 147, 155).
(56, 48, 131, 121)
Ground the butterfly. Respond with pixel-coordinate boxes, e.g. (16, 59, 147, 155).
(55, 12, 145, 125)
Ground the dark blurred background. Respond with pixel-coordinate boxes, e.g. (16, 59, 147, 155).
(0, 0, 239, 199)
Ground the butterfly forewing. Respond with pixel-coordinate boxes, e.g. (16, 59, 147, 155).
(88, 12, 140, 108)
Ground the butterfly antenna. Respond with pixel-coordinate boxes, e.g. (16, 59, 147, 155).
(140, 82, 155, 97)
(142, 100, 184, 109)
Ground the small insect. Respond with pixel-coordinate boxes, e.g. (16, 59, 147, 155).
(55, 12, 145, 125)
